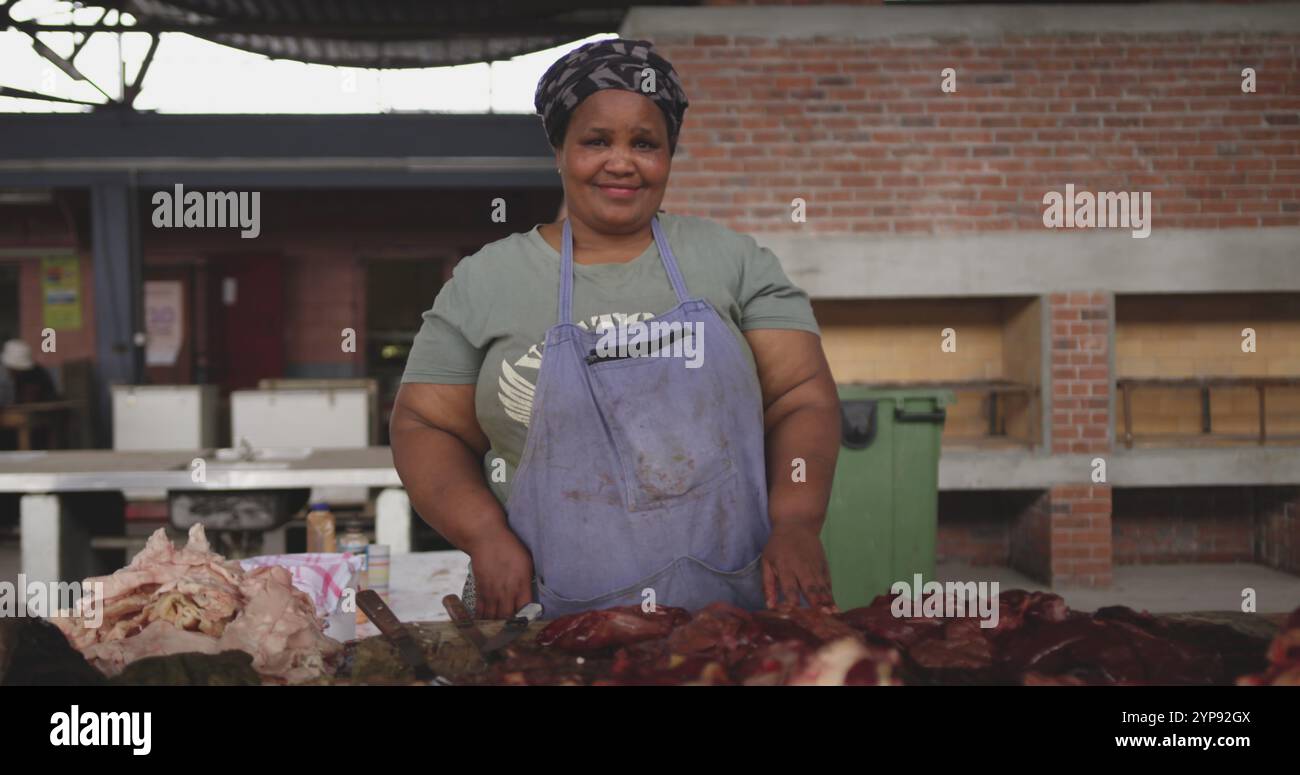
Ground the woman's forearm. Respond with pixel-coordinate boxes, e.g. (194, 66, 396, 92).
(390, 408, 510, 554)
(763, 377, 841, 532)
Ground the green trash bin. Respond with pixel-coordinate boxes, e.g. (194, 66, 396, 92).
(820, 385, 954, 611)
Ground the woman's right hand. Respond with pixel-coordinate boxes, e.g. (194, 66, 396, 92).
(467, 526, 535, 620)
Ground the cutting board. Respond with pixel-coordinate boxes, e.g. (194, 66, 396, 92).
(344, 619, 551, 684)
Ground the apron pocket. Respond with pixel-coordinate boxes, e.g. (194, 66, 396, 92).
(536, 565, 668, 619)
(536, 553, 766, 618)
(683, 554, 766, 612)
(587, 354, 736, 511)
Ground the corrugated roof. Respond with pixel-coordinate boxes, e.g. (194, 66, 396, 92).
(85, 0, 689, 68)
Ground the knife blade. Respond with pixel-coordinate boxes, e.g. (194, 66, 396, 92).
(478, 602, 544, 660)
(357, 589, 447, 684)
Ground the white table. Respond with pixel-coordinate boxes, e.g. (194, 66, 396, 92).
(0, 448, 416, 585)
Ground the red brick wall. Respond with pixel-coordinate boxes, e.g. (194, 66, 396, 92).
(938, 491, 1064, 566)
(937, 516, 1009, 566)
(284, 252, 365, 372)
(1, 199, 98, 372)
(1049, 484, 1114, 586)
(17, 254, 98, 369)
(1010, 491, 1052, 583)
(1113, 487, 1256, 563)
(1050, 292, 1111, 454)
(1257, 489, 1300, 574)
(655, 30, 1300, 235)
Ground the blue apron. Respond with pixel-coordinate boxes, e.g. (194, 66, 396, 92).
(502, 215, 771, 619)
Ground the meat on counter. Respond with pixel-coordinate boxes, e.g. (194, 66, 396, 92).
(471, 589, 1275, 686)
(53, 525, 342, 684)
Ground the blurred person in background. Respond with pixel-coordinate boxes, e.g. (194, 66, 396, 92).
(0, 339, 57, 406)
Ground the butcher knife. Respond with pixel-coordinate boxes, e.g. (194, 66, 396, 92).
(442, 595, 542, 663)
(478, 602, 544, 660)
(442, 594, 493, 655)
(357, 589, 449, 685)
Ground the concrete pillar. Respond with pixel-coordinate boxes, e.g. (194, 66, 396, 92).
(90, 180, 144, 447)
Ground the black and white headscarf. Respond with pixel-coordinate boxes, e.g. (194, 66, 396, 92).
(534, 38, 690, 154)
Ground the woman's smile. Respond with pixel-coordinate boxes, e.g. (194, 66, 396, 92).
(596, 183, 641, 200)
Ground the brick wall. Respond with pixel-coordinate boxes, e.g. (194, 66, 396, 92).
(1113, 487, 1257, 563)
(1048, 484, 1114, 586)
(1010, 490, 1052, 582)
(1257, 488, 1300, 573)
(655, 28, 1300, 235)
(0, 196, 96, 373)
(1006, 485, 1115, 586)
(284, 252, 365, 375)
(938, 491, 1059, 565)
(16, 253, 98, 371)
(1049, 291, 1111, 453)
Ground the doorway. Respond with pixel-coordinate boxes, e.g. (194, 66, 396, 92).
(207, 254, 286, 393)
(364, 256, 447, 443)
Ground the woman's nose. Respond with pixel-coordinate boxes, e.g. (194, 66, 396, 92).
(604, 147, 637, 172)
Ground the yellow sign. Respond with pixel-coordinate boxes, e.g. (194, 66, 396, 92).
(41, 255, 81, 330)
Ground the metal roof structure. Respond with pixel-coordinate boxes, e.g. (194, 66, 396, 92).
(1, 0, 699, 109)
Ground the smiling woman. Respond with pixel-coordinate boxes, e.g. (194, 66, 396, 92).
(390, 38, 842, 622)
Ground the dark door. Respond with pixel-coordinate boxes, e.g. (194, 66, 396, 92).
(208, 254, 285, 392)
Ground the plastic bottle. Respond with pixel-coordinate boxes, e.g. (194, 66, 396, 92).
(366, 544, 390, 597)
(339, 522, 370, 626)
(306, 502, 336, 553)
(339, 522, 367, 559)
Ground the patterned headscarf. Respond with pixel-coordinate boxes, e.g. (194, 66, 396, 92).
(534, 38, 690, 155)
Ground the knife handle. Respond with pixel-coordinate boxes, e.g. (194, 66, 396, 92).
(443, 594, 475, 625)
(357, 589, 404, 639)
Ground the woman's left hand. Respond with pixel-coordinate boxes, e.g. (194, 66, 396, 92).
(761, 524, 836, 610)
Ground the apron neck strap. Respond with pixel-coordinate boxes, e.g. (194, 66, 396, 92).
(557, 215, 691, 326)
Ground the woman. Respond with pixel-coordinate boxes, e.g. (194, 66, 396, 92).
(391, 39, 841, 620)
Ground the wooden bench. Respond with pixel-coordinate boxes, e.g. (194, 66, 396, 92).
(1117, 376, 1300, 449)
(865, 379, 1040, 449)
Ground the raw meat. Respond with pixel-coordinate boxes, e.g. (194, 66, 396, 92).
(535, 605, 690, 654)
(836, 598, 945, 649)
(997, 613, 1224, 685)
(1238, 606, 1300, 686)
(754, 604, 863, 645)
(665, 602, 761, 658)
(480, 601, 903, 686)
(787, 638, 902, 686)
(836, 591, 1246, 686)
(53, 525, 342, 684)
(471, 589, 1269, 687)
(908, 618, 995, 673)
(731, 640, 815, 686)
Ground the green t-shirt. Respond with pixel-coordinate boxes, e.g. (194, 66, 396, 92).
(400, 211, 820, 506)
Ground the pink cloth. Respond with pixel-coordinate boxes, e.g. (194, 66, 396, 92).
(240, 553, 365, 619)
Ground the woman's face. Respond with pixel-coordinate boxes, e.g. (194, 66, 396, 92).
(556, 89, 672, 235)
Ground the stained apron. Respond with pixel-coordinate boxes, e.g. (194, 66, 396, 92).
(473, 215, 772, 619)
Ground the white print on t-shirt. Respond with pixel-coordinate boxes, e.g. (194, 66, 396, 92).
(498, 311, 655, 426)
